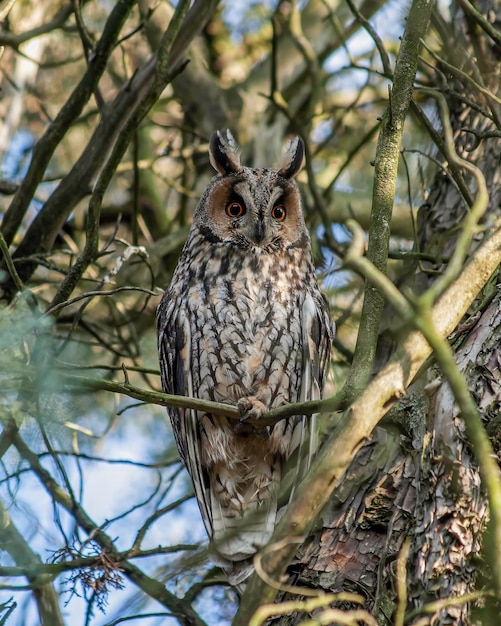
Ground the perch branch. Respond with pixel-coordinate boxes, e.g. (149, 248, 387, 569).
(5, 361, 344, 428)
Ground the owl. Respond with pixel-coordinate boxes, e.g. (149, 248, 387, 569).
(157, 130, 332, 586)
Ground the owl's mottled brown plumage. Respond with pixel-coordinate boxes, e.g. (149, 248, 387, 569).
(157, 130, 332, 586)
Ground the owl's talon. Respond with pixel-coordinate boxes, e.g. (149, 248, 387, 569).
(237, 396, 266, 421)
(236, 397, 269, 438)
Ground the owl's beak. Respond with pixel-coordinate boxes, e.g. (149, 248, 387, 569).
(253, 220, 265, 244)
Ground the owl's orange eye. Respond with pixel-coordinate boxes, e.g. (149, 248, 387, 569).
(225, 201, 245, 217)
(271, 204, 286, 221)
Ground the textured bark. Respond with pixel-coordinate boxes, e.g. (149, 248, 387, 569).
(409, 0, 501, 619)
(272, 0, 501, 623)
(409, 293, 500, 624)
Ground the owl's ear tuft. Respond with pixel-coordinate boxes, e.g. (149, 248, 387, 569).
(278, 136, 304, 179)
(209, 130, 241, 175)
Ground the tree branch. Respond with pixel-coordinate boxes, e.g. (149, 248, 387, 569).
(0, 3, 73, 47)
(4, 361, 347, 429)
(12, 433, 207, 626)
(0, 498, 65, 626)
(3, 0, 221, 302)
(342, 0, 434, 401)
(0, 0, 135, 248)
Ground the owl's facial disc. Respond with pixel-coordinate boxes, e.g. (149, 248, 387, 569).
(202, 169, 306, 250)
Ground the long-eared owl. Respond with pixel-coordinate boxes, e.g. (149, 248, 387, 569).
(157, 130, 332, 586)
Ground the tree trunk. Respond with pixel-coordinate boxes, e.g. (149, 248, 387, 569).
(275, 0, 501, 623)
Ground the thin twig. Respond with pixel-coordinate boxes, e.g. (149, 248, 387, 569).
(344, 0, 392, 77)
(422, 39, 501, 105)
(417, 89, 489, 306)
(405, 590, 494, 620)
(0, 227, 24, 293)
(46, 286, 157, 316)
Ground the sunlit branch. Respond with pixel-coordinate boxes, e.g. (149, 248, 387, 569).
(46, 286, 157, 316)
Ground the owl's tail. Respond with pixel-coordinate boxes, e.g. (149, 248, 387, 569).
(209, 456, 281, 582)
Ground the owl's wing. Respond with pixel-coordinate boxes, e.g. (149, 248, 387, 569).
(157, 300, 213, 538)
(280, 291, 333, 504)
(308, 291, 333, 396)
(300, 290, 333, 418)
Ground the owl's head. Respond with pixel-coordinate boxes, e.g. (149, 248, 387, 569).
(194, 130, 309, 252)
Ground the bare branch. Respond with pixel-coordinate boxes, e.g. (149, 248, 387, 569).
(0, 498, 65, 626)
(0, 3, 73, 47)
(12, 433, 208, 626)
(0, 0, 136, 248)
